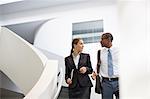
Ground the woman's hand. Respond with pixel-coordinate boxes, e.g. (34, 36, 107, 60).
(79, 66, 87, 74)
(66, 78, 72, 85)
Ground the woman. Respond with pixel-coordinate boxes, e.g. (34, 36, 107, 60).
(65, 38, 93, 99)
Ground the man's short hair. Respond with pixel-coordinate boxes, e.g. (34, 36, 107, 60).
(102, 32, 113, 42)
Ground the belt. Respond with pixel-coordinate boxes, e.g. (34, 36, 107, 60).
(102, 77, 119, 81)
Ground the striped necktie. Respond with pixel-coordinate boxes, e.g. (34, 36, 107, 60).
(108, 49, 113, 77)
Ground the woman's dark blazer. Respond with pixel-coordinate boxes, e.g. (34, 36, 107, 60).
(65, 53, 93, 88)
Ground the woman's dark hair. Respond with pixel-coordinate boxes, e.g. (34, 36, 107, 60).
(70, 38, 82, 55)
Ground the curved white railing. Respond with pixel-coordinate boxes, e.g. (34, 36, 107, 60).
(54, 67, 63, 99)
(33, 47, 64, 99)
(0, 27, 48, 94)
(0, 27, 63, 99)
(24, 60, 58, 99)
(24, 61, 64, 99)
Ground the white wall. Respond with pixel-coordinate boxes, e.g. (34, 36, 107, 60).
(1, 2, 118, 98)
(0, 1, 116, 26)
(118, 0, 149, 99)
(2, 1, 150, 98)
(34, 5, 119, 71)
(33, 2, 150, 98)
(33, 5, 118, 99)
(147, 0, 150, 98)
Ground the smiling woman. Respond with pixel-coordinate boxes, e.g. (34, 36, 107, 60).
(0, 0, 23, 5)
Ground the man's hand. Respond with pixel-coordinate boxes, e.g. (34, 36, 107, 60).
(91, 71, 97, 80)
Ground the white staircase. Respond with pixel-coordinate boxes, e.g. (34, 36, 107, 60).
(0, 27, 63, 99)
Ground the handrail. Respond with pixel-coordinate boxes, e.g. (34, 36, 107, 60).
(24, 60, 58, 99)
(0, 27, 47, 94)
(0, 27, 63, 99)
(53, 67, 63, 99)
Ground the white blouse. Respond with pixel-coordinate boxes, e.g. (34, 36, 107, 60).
(72, 53, 80, 69)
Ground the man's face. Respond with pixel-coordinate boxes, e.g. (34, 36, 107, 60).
(100, 35, 109, 47)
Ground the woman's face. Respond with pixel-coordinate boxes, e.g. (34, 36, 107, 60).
(74, 39, 84, 53)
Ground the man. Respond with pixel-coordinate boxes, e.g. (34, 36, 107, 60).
(95, 33, 119, 99)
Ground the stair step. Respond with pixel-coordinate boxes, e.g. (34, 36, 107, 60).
(58, 86, 69, 99)
(0, 88, 24, 99)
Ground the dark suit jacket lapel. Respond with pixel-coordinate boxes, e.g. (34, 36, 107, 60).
(78, 53, 83, 69)
(69, 55, 76, 69)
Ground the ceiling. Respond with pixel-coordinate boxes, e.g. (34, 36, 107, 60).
(0, 0, 117, 44)
(0, 0, 24, 5)
(0, 0, 89, 14)
(0, 0, 117, 15)
(5, 19, 49, 44)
